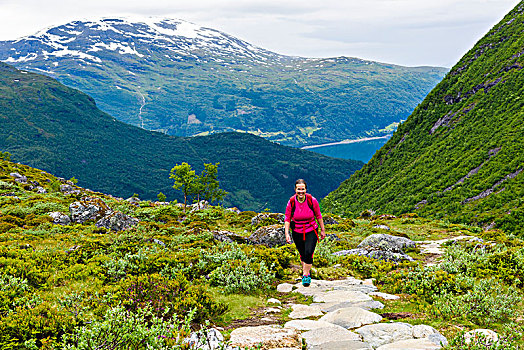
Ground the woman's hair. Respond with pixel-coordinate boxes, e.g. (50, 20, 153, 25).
(295, 179, 307, 189)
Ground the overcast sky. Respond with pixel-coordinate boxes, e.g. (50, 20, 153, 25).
(0, 0, 520, 67)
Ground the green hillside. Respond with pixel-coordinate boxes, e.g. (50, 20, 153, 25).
(323, 2, 524, 235)
(0, 62, 362, 211)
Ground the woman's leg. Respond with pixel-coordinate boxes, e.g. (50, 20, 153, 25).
(302, 232, 318, 275)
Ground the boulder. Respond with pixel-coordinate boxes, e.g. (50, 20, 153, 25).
(322, 216, 339, 225)
(315, 300, 384, 313)
(35, 186, 47, 194)
(69, 197, 112, 223)
(288, 304, 323, 319)
(301, 326, 361, 347)
(212, 230, 248, 244)
(95, 212, 139, 232)
(249, 224, 287, 247)
(190, 200, 209, 212)
(355, 323, 414, 348)
(125, 197, 141, 206)
(229, 325, 301, 349)
(226, 207, 241, 214)
(285, 320, 349, 331)
(376, 338, 442, 349)
(313, 290, 373, 304)
(187, 328, 224, 350)
(9, 172, 27, 183)
(333, 248, 414, 262)
(60, 184, 74, 193)
(370, 292, 400, 300)
(358, 234, 415, 253)
(319, 307, 382, 329)
(464, 329, 499, 346)
(48, 212, 71, 225)
(308, 340, 372, 350)
(251, 213, 285, 226)
(277, 283, 294, 293)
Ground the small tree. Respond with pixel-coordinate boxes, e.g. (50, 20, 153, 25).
(157, 192, 167, 202)
(199, 163, 227, 204)
(169, 163, 196, 210)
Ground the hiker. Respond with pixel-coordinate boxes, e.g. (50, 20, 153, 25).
(284, 179, 326, 287)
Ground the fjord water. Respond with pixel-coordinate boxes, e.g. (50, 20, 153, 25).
(307, 137, 390, 162)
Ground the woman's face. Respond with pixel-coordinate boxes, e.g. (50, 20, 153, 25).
(295, 183, 307, 198)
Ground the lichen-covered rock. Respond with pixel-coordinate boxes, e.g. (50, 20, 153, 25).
(69, 196, 112, 223)
(249, 224, 287, 247)
(229, 325, 301, 349)
(35, 186, 47, 194)
(187, 328, 225, 350)
(358, 234, 415, 253)
(213, 230, 248, 244)
(10, 172, 27, 183)
(319, 307, 382, 329)
(95, 212, 139, 232)
(333, 248, 414, 262)
(251, 213, 285, 226)
(355, 323, 414, 348)
(125, 197, 141, 206)
(60, 184, 74, 193)
(48, 212, 71, 225)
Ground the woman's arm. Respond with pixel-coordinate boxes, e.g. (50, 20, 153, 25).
(312, 197, 326, 240)
(317, 216, 326, 240)
(284, 221, 291, 243)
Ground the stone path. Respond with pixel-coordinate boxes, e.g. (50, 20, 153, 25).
(228, 277, 448, 350)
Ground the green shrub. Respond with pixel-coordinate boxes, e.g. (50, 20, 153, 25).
(339, 254, 417, 279)
(433, 279, 522, 326)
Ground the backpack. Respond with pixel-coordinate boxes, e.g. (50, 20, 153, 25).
(290, 193, 314, 230)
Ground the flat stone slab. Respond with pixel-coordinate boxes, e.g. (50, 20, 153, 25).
(285, 320, 347, 331)
(369, 292, 400, 300)
(376, 338, 442, 349)
(355, 322, 414, 348)
(277, 283, 294, 293)
(288, 304, 324, 319)
(313, 290, 373, 304)
(308, 340, 372, 350)
(229, 325, 301, 349)
(312, 300, 384, 313)
(320, 307, 382, 329)
(292, 277, 376, 297)
(301, 326, 361, 347)
(268, 298, 282, 305)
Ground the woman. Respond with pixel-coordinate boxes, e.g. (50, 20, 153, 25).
(284, 179, 326, 287)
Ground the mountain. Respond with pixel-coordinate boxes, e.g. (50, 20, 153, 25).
(0, 17, 447, 147)
(323, 2, 524, 235)
(0, 62, 362, 211)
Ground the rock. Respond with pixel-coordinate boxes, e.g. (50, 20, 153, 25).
(144, 238, 166, 246)
(373, 225, 390, 230)
(355, 323, 414, 348)
(251, 213, 285, 226)
(266, 307, 282, 314)
(378, 214, 397, 220)
(412, 325, 440, 339)
(69, 197, 112, 223)
(35, 186, 47, 194)
(325, 233, 341, 241)
(301, 326, 361, 347)
(95, 212, 139, 232)
(249, 224, 287, 247)
(48, 212, 71, 225)
(212, 230, 248, 244)
(313, 290, 373, 304)
(125, 197, 141, 206)
(65, 245, 81, 254)
(268, 298, 282, 305)
(376, 338, 442, 349)
(315, 300, 385, 313)
(358, 234, 415, 252)
(370, 292, 400, 300)
(187, 327, 224, 350)
(60, 184, 74, 193)
(277, 283, 294, 293)
(323, 217, 339, 225)
(464, 329, 499, 345)
(190, 200, 209, 212)
(226, 207, 241, 214)
(333, 248, 415, 262)
(319, 307, 382, 329)
(288, 304, 323, 319)
(284, 320, 347, 331)
(229, 325, 301, 349)
(9, 172, 27, 183)
(308, 340, 372, 350)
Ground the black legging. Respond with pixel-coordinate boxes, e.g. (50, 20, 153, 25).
(292, 230, 318, 264)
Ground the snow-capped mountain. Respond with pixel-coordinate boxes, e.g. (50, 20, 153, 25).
(0, 17, 447, 147)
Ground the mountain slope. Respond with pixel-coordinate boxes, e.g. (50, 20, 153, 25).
(0, 62, 362, 211)
(323, 2, 524, 234)
(0, 17, 447, 147)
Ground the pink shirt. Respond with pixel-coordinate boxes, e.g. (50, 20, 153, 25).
(285, 195, 322, 234)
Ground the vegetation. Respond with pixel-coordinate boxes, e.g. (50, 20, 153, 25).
(323, 2, 524, 235)
(0, 62, 362, 211)
(0, 20, 447, 147)
(0, 158, 523, 349)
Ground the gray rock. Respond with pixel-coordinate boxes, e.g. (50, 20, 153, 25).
(35, 186, 47, 194)
(370, 292, 400, 300)
(373, 225, 391, 230)
(323, 217, 339, 225)
(315, 300, 385, 312)
(226, 207, 241, 214)
(249, 224, 287, 247)
(213, 230, 248, 244)
(69, 197, 112, 223)
(333, 248, 414, 262)
(288, 304, 324, 319)
(358, 234, 415, 253)
(355, 323, 414, 348)
(285, 320, 346, 331)
(277, 283, 294, 293)
(9, 172, 27, 183)
(313, 290, 373, 304)
(95, 212, 139, 232)
(308, 341, 372, 350)
(60, 184, 74, 193)
(251, 212, 285, 226)
(125, 197, 141, 206)
(376, 338, 442, 349)
(268, 298, 282, 305)
(301, 326, 361, 347)
(464, 329, 499, 345)
(48, 212, 71, 225)
(190, 200, 209, 212)
(319, 307, 382, 329)
(230, 325, 300, 349)
(187, 328, 224, 350)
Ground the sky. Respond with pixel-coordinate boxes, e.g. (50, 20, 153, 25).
(0, 0, 520, 67)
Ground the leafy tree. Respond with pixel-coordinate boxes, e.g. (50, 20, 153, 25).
(157, 192, 166, 202)
(198, 163, 227, 204)
(169, 163, 196, 210)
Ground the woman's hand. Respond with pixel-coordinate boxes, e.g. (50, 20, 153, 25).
(285, 232, 292, 244)
(320, 229, 326, 241)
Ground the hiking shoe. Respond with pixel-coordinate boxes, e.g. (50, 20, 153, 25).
(302, 275, 311, 287)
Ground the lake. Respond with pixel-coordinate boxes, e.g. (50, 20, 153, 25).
(306, 137, 390, 163)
